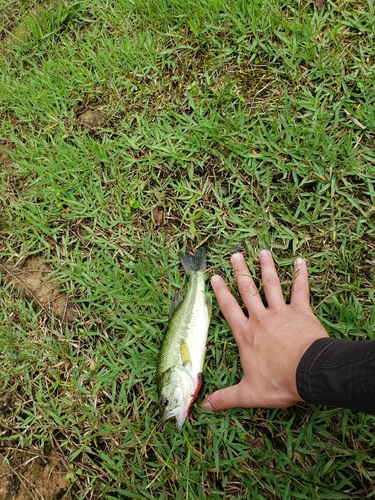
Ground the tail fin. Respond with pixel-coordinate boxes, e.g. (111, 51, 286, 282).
(179, 247, 206, 276)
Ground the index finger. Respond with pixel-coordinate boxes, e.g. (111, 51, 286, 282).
(211, 275, 246, 334)
(231, 253, 264, 314)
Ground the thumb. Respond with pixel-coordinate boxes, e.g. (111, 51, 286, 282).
(202, 384, 243, 412)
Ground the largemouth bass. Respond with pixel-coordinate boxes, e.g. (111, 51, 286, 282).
(157, 247, 211, 430)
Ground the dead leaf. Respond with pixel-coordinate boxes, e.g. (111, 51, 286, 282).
(153, 208, 165, 227)
(315, 0, 324, 11)
(248, 437, 266, 451)
(219, 27, 229, 37)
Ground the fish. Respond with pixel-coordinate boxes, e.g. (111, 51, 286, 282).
(157, 247, 211, 431)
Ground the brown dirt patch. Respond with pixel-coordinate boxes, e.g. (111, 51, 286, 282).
(0, 256, 79, 322)
(0, 451, 71, 500)
(77, 108, 107, 129)
(0, 149, 12, 169)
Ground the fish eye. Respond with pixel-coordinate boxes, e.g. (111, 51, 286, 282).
(160, 397, 169, 408)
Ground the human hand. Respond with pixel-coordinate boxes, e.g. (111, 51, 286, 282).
(202, 250, 329, 411)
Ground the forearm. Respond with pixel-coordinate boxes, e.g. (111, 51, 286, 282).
(296, 337, 375, 415)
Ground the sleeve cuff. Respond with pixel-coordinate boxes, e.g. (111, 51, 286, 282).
(296, 337, 375, 415)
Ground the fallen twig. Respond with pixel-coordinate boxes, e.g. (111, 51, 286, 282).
(344, 108, 367, 130)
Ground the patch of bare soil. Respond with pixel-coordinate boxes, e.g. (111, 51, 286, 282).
(77, 108, 107, 129)
(0, 256, 79, 322)
(0, 452, 71, 500)
(0, 149, 12, 169)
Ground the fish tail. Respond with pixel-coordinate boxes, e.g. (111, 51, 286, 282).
(179, 247, 206, 276)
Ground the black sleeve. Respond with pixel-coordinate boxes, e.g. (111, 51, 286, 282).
(296, 337, 375, 415)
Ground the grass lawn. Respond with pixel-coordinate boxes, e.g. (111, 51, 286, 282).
(0, 0, 375, 498)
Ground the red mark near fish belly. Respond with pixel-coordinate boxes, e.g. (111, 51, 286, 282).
(186, 373, 204, 419)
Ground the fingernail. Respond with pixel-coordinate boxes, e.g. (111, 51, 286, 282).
(259, 249, 270, 257)
(211, 275, 221, 282)
(295, 257, 305, 265)
(201, 400, 213, 412)
(231, 253, 243, 263)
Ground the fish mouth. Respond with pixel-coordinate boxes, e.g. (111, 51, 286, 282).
(162, 408, 186, 431)
(161, 396, 189, 430)
(162, 405, 184, 424)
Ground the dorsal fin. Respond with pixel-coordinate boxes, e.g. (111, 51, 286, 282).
(169, 291, 184, 318)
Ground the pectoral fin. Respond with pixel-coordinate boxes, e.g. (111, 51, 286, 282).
(180, 341, 192, 365)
